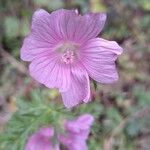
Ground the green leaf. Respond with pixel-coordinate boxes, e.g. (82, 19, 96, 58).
(0, 90, 69, 150)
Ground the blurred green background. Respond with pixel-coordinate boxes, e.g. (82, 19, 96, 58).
(0, 0, 150, 150)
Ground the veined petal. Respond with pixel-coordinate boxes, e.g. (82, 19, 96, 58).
(20, 34, 55, 61)
(31, 9, 61, 43)
(49, 9, 106, 43)
(20, 9, 61, 62)
(61, 63, 90, 108)
(80, 38, 123, 83)
(50, 9, 78, 41)
(73, 13, 106, 43)
(29, 55, 70, 92)
(23, 9, 106, 59)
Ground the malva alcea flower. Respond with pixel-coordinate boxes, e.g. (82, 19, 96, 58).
(59, 114, 94, 150)
(25, 114, 94, 150)
(21, 9, 123, 108)
(25, 127, 60, 150)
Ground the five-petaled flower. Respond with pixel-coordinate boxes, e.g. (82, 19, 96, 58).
(21, 9, 123, 108)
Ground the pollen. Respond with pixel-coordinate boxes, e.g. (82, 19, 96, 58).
(56, 42, 79, 64)
(61, 50, 74, 64)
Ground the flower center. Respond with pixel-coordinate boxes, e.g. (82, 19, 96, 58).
(61, 50, 74, 64)
(56, 42, 79, 64)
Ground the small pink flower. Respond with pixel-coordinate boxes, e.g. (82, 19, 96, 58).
(21, 9, 123, 108)
(59, 114, 94, 150)
(25, 127, 60, 150)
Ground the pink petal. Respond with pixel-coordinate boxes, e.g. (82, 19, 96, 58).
(61, 63, 90, 108)
(29, 55, 70, 92)
(49, 9, 106, 43)
(21, 9, 60, 61)
(25, 127, 60, 150)
(59, 134, 87, 150)
(31, 9, 61, 43)
(66, 114, 94, 133)
(39, 127, 54, 137)
(20, 34, 55, 61)
(20, 9, 77, 62)
(21, 9, 106, 62)
(59, 135, 72, 145)
(77, 114, 94, 129)
(67, 140, 87, 150)
(49, 9, 78, 41)
(73, 13, 106, 43)
(80, 38, 123, 83)
(59, 114, 94, 150)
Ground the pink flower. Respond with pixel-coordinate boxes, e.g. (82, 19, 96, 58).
(25, 127, 60, 150)
(25, 114, 94, 150)
(59, 114, 94, 150)
(21, 9, 123, 108)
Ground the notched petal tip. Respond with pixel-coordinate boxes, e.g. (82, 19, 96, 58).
(33, 9, 49, 17)
(31, 9, 50, 30)
(99, 12, 107, 21)
(51, 8, 78, 16)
